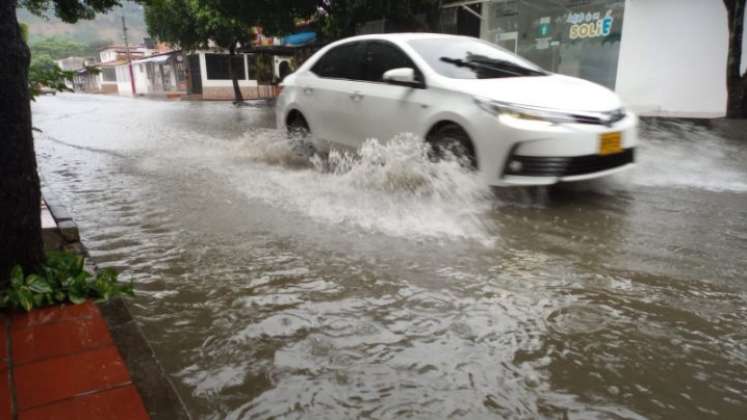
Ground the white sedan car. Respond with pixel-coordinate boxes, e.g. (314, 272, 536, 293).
(276, 33, 637, 186)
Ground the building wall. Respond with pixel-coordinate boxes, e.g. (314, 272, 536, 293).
(616, 0, 742, 117)
(100, 50, 118, 63)
(201, 86, 277, 100)
(56, 57, 86, 71)
(100, 83, 118, 94)
(743, 4, 747, 77)
(115, 65, 134, 96)
(133, 63, 151, 94)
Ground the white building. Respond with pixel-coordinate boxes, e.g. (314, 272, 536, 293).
(98, 46, 151, 95)
(442, 0, 747, 118)
(186, 51, 274, 100)
(55, 57, 90, 89)
(127, 51, 189, 98)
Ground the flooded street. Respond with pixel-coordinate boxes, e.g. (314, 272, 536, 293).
(33, 94, 747, 419)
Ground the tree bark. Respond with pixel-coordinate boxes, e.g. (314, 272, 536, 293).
(0, 0, 44, 287)
(725, 0, 747, 118)
(228, 45, 244, 104)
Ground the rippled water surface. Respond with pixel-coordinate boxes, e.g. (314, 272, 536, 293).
(33, 94, 747, 419)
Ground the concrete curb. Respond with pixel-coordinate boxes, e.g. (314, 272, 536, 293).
(98, 299, 192, 420)
(41, 189, 191, 420)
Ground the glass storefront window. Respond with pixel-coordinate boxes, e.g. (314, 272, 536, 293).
(476, 0, 625, 89)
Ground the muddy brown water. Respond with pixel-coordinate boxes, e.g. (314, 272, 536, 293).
(33, 94, 747, 419)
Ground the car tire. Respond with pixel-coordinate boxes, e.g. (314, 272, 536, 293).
(427, 124, 477, 169)
(287, 114, 310, 139)
(286, 114, 316, 158)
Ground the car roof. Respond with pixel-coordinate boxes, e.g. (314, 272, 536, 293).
(333, 32, 470, 44)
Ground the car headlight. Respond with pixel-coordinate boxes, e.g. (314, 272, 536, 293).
(474, 97, 576, 125)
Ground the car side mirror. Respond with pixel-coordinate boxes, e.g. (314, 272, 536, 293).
(383, 67, 423, 88)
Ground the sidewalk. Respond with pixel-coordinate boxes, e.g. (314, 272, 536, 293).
(1, 301, 150, 420)
(28, 191, 190, 419)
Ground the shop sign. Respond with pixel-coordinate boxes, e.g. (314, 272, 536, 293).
(568, 10, 614, 39)
(538, 16, 551, 37)
(537, 17, 552, 50)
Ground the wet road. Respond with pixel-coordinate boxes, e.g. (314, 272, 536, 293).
(33, 94, 747, 419)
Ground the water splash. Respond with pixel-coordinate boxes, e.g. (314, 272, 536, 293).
(224, 133, 496, 241)
(634, 122, 747, 193)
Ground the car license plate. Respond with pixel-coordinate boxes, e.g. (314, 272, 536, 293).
(599, 132, 623, 155)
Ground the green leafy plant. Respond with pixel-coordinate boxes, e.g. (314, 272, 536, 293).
(28, 61, 74, 100)
(1, 251, 134, 312)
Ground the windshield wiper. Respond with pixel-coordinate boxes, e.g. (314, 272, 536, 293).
(439, 56, 546, 77)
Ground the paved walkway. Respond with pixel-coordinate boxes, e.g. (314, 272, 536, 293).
(1, 301, 150, 420)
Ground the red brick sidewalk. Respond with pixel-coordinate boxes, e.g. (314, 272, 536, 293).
(1, 301, 150, 420)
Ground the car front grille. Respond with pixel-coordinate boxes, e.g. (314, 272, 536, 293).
(503, 149, 635, 177)
(571, 109, 627, 126)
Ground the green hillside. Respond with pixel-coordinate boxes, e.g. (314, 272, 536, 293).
(18, 1, 148, 46)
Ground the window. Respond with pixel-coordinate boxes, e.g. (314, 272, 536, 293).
(482, 0, 626, 89)
(361, 41, 421, 83)
(408, 37, 546, 79)
(205, 53, 246, 80)
(101, 68, 116, 82)
(311, 42, 362, 80)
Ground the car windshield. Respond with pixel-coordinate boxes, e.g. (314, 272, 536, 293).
(408, 37, 548, 79)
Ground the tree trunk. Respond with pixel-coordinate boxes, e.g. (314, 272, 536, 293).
(0, 1, 44, 287)
(725, 0, 747, 118)
(228, 45, 244, 104)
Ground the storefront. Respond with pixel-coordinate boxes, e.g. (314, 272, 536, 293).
(443, 0, 626, 90)
(442, 0, 747, 118)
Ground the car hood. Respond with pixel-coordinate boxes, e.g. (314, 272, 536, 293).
(446, 74, 623, 112)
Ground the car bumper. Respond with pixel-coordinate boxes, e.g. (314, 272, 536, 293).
(472, 112, 639, 187)
(501, 162, 635, 186)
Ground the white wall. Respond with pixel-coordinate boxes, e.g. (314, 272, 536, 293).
(134, 63, 150, 94)
(115, 65, 134, 96)
(616, 0, 732, 117)
(100, 50, 117, 63)
(743, 4, 747, 76)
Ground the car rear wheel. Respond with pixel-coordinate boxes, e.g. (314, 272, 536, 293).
(287, 114, 310, 139)
(427, 124, 477, 169)
(287, 114, 316, 157)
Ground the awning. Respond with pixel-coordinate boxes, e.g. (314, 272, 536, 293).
(441, 0, 488, 8)
(133, 54, 172, 65)
(284, 32, 316, 47)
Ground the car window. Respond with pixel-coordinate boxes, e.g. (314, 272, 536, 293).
(408, 38, 547, 79)
(311, 42, 362, 80)
(361, 41, 422, 83)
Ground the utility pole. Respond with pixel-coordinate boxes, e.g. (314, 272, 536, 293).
(122, 16, 137, 95)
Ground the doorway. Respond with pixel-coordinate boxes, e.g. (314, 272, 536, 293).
(187, 55, 202, 95)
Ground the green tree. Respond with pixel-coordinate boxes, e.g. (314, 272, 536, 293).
(724, 0, 746, 118)
(29, 36, 88, 60)
(208, 0, 318, 34)
(144, 0, 253, 103)
(1, 0, 122, 288)
(317, 0, 441, 39)
(20, 0, 121, 23)
(28, 60, 74, 99)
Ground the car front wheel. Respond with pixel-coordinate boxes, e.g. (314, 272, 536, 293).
(427, 124, 477, 169)
(286, 114, 316, 158)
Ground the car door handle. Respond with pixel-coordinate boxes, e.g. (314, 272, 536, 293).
(303, 87, 314, 95)
(350, 92, 364, 102)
